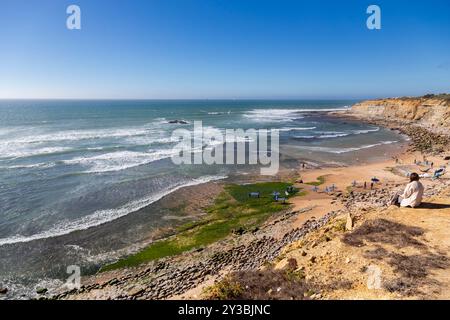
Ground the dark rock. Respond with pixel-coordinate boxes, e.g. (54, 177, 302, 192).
(251, 226, 260, 233)
(168, 120, 189, 125)
(287, 258, 298, 270)
(232, 227, 246, 235)
(0, 287, 7, 294)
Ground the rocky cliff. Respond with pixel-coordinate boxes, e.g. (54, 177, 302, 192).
(351, 94, 450, 134)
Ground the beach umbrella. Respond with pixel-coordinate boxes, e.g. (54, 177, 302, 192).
(371, 177, 380, 183)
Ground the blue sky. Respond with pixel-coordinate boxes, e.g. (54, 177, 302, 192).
(0, 0, 449, 99)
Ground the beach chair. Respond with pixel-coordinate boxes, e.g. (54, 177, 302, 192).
(275, 195, 287, 203)
(433, 168, 446, 179)
(248, 192, 260, 198)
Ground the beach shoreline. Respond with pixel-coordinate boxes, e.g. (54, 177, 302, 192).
(2, 100, 448, 300)
(45, 105, 450, 300)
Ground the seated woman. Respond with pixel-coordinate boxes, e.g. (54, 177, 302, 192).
(390, 173, 424, 208)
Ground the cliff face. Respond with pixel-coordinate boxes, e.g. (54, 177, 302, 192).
(351, 95, 450, 132)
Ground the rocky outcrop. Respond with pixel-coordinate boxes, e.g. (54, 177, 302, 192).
(351, 94, 450, 134)
(53, 208, 338, 300)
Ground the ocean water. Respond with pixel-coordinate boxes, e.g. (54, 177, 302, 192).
(0, 100, 407, 298)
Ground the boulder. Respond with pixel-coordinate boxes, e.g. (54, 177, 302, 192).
(128, 286, 145, 297)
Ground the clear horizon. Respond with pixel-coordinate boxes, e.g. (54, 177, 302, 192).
(1, 0, 449, 99)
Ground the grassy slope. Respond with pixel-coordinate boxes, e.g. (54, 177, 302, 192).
(101, 182, 300, 271)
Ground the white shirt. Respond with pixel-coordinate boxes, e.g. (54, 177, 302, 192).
(400, 181, 424, 208)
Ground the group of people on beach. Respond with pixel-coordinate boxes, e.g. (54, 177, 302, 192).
(298, 155, 446, 208)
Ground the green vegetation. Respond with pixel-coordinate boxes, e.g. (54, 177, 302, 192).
(203, 268, 310, 300)
(398, 93, 450, 102)
(422, 93, 450, 101)
(305, 175, 326, 186)
(101, 182, 300, 271)
(203, 276, 244, 300)
(333, 219, 347, 233)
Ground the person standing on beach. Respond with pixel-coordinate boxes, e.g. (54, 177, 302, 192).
(390, 173, 424, 208)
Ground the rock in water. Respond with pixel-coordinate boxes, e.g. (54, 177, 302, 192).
(0, 287, 8, 294)
(168, 120, 189, 124)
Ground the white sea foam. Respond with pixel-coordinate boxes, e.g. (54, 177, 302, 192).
(1, 162, 57, 170)
(277, 127, 317, 132)
(293, 135, 316, 139)
(242, 109, 301, 122)
(353, 127, 380, 134)
(2, 128, 151, 145)
(204, 110, 231, 115)
(0, 175, 227, 246)
(62, 150, 177, 173)
(124, 135, 179, 145)
(294, 127, 380, 139)
(317, 133, 349, 138)
(298, 140, 398, 154)
(242, 107, 349, 122)
(0, 146, 73, 160)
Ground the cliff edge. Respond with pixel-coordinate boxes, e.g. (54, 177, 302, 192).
(351, 94, 450, 134)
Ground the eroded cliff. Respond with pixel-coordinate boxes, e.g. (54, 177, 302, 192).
(351, 94, 450, 133)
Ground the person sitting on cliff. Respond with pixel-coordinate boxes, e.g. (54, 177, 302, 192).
(390, 173, 424, 208)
